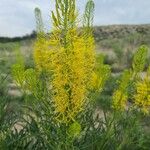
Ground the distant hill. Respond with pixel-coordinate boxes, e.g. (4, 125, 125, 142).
(0, 24, 150, 43)
(0, 31, 36, 43)
(94, 24, 150, 42)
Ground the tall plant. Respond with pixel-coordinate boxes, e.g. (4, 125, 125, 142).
(11, 0, 109, 149)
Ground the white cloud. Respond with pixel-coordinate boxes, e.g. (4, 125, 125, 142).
(94, 0, 150, 25)
(0, 0, 150, 37)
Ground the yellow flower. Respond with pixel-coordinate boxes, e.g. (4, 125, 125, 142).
(112, 70, 131, 111)
(49, 34, 95, 123)
(112, 90, 128, 111)
(134, 76, 150, 114)
(12, 0, 97, 124)
(33, 1, 96, 123)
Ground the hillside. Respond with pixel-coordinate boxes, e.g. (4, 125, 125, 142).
(0, 24, 150, 43)
(94, 24, 150, 41)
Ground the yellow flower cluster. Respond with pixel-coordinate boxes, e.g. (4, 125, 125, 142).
(34, 34, 59, 72)
(112, 70, 131, 111)
(112, 90, 128, 111)
(12, 0, 103, 124)
(134, 76, 150, 114)
(112, 45, 149, 112)
(49, 31, 95, 123)
(33, 0, 96, 124)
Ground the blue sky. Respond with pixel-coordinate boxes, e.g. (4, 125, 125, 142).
(0, 0, 150, 37)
